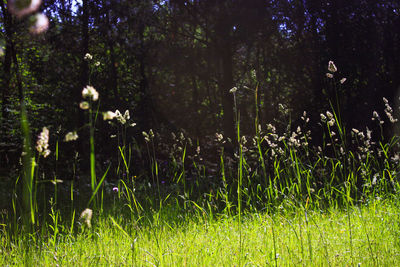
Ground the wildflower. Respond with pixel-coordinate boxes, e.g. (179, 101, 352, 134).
(328, 61, 337, 73)
(326, 73, 334, 79)
(82, 85, 98, 101)
(79, 101, 89, 110)
(112, 187, 118, 193)
(340, 78, 346, 84)
(84, 53, 92, 61)
(29, 13, 49, 34)
(8, 0, 42, 18)
(36, 127, 50, 158)
(79, 208, 93, 228)
(103, 111, 117, 120)
(326, 111, 334, 120)
(95, 61, 100, 67)
(64, 131, 78, 142)
(229, 87, 238, 94)
(352, 128, 359, 134)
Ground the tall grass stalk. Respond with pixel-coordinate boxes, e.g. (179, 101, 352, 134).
(20, 95, 35, 230)
(89, 100, 97, 206)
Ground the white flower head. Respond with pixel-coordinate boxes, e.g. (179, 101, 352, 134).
(328, 61, 337, 73)
(142, 131, 150, 142)
(115, 110, 126, 124)
(64, 131, 79, 142)
(84, 53, 93, 61)
(123, 110, 130, 121)
(326, 111, 334, 120)
(29, 13, 49, 34)
(79, 208, 93, 228)
(229, 87, 238, 94)
(95, 61, 100, 67)
(36, 127, 50, 158)
(340, 78, 346, 84)
(320, 113, 327, 122)
(103, 111, 117, 120)
(82, 85, 98, 101)
(326, 73, 334, 79)
(79, 101, 89, 110)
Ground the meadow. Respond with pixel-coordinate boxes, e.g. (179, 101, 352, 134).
(2, 199, 400, 266)
(1, 61, 400, 266)
(2, 1, 400, 266)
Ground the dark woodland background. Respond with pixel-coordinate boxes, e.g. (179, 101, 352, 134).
(1, 0, 400, 178)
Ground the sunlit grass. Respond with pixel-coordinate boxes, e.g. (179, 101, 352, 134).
(1, 198, 399, 266)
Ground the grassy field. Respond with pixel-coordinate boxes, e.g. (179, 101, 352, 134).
(1, 197, 399, 266)
(2, 61, 400, 266)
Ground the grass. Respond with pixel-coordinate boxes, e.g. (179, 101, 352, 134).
(2, 58, 400, 265)
(1, 197, 399, 266)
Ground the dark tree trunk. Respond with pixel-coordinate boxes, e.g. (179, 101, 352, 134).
(215, 19, 235, 144)
(76, 0, 90, 156)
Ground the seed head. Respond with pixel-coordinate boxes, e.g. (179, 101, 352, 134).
(36, 127, 50, 158)
(64, 131, 78, 142)
(328, 61, 337, 73)
(84, 53, 93, 61)
(103, 111, 117, 120)
(79, 208, 93, 228)
(82, 85, 98, 101)
(79, 101, 89, 110)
